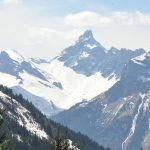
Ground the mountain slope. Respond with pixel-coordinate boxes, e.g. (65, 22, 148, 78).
(0, 30, 145, 114)
(53, 52, 150, 150)
(0, 49, 64, 116)
(35, 30, 145, 109)
(0, 85, 106, 150)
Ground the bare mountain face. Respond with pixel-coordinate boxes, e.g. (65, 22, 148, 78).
(57, 30, 145, 78)
(53, 52, 150, 150)
(0, 30, 145, 117)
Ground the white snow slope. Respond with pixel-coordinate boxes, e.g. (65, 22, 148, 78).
(35, 59, 117, 109)
(0, 91, 48, 139)
(0, 49, 117, 116)
(0, 49, 63, 116)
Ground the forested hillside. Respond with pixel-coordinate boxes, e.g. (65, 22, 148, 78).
(0, 85, 108, 150)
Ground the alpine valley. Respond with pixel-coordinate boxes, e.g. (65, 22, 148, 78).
(0, 30, 149, 150)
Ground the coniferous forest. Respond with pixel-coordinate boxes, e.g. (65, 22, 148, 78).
(0, 85, 109, 150)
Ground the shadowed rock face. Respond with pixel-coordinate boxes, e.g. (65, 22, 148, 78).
(58, 30, 145, 78)
(106, 53, 150, 103)
(0, 51, 19, 76)
(53, 52, 150, 150)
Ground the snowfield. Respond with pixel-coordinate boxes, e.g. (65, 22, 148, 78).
(0, 30, 143, 117)
(0, 91, 48, 139)
(35, 59, 117, 109)
(0, 49, 117, 116)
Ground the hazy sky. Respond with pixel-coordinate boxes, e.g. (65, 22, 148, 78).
(0, 0, 150, 59)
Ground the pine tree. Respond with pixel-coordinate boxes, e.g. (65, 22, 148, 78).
(50, 136, 79, 150)
(0, 109, 12, 150)
(0, 109, 7, 148)
(62, 139, 70, 150)
(50, 136, 64, 150)
(50, 140, 56, 150)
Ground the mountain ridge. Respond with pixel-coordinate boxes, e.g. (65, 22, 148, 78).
(0, 30, 146, 115)
(57, 30, 145, 78)
(53, 51, 150, 150)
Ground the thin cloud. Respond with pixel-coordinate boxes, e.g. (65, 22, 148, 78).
(0, 3, 150, 59)
(112, 11, 150, 26)
(65, 11, 113, 28)
(65, 11, 150, 28)
(3, 0, 21, 4)
(28, 27, 83, 41)
(28, 27, 64, 39)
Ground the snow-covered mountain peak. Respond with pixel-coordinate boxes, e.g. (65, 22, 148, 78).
(78, 30, 94, 41)
(56, 30, 109, 76)
(76, 30, 103, 50)
(0, 49, 24, 63)
(56, 31, 145, 77)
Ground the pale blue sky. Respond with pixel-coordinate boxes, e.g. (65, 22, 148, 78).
(0, 0, 150, 59)
(24, 0, 150, 14)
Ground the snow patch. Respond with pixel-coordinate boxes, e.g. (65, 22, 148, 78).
(78, 101, 88, 108)
(122, 95, 144, 150)
(0, 72, 20, 87)
(68, 139, 79, 150)
(86, 44, 97, 49)
(0, 91, 48, 139)
(132, 59, 146, 66)
(79, 51, 89, 59)
(134, 53, 146, 61)
(14, 134, 23, 142)
(143, 94, 150, 112)
(17, 105, 48, 139)
(138, 76, 150, 82)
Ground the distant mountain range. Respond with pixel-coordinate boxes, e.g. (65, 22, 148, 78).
(34, 30, 145, 110)
(0, 30, 144, 116)
(0, 30, 148, 149)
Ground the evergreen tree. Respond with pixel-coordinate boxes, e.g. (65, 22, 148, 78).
(50, 136, 79, 150)
(0, 109, 12, 150)
(50, 140, 56, 150)
(50, 136, 63, 150)
(62, 139, 70, 150)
